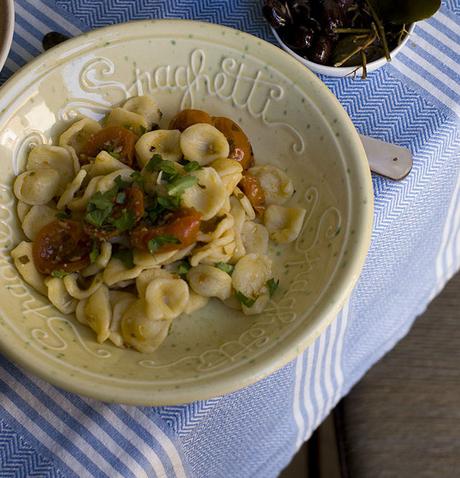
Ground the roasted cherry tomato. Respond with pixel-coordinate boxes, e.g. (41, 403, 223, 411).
(124, 185, 145, 222)
(169, 109, 213, 132)
(82, 126, 138, 167)
(239, 174, 266, 215)
(33, 220, 92, 274)
(130, 208, 202, 253)
(212, 117, 254, 169)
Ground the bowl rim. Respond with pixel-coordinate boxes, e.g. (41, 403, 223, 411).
(0, 0, 15, 73)
(0, 19, 374, 405)
(272, 23, 416, 77)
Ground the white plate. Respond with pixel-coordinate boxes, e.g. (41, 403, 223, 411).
(0, 0, 14, 72)
(0, 20, 373, 405)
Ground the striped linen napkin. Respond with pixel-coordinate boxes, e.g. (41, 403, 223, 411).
(0, 1, 459, 476)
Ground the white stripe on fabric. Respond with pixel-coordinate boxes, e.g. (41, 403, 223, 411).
(391, 56, 457, 112)
(322, 317, 339, 416)
(27, 377, 149, 478)
(5, 58, 20, 72)
(81, 400, 167, 478)
(436, 170, 460, 285)
(2, 370, 123, 478)
(14, 3, 74, 38)
(293, 352, 306, 449)
(14, 23, 44, 51)
(301, 345, 315, 442)
(10, 40, 35, 63)
(435, 11, 460, 37)
(445, 175, 460, 278)
(402, 47, 460, 97)
(419, 22, 460, 55)
(129, 407, 188, 478)
(311, 332, 327, 430)
(1, 394, 86, 476)
(333, 300, 350, 402)
(33, 0, 83, 36)
(411, 32, 459, 75)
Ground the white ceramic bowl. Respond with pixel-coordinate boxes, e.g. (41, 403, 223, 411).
(0, 0, 14, 72)
(272, 23, 415, 77)
(0, 20, 373, 405)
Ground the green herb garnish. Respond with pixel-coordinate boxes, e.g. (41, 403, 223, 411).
(145, 154, 179, 182)
(215, 262, 234, 275)
(184, 161, 202, 172)
(157, 195, 181, 210)
(85, 208, 112, 227)
(110, 209, 135, 232)
(177, 260, 191, 276)
(267, 278, 279, 297)
(56, 210, 71, 220)
(113, 249, 134, 268)
(166, 175, 197, 197)
(108, 151, 122, 160)
(114, 175, 131, 190)
(51, 270, 67, 279)
(145, 154, 163, 173)
(147, 235, 181, 254)
(115, 191, 126, 204)
(235, 291, 256, 308)
(130, 171, 144, 187)
(89, 241, 100, 264)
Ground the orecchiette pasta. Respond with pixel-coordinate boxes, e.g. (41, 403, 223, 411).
(248, 165, 294, 205)
(123, 95, 162, 129)
(105, 107, 148, 136)
(22, 205, 57, 240)
(45, 277, 77, 314)
(181, 167, 227, 220)
(59, 117, 102, 154)
(10, 97, 305, 354)
(187, 265, 232, 300)
(14, 169, 60, 205)
(26, 145, 77, 193)
(180, 123, 230, 165)
(11, 241, 47, 295)
(263, 205, 307, 244)
(135, 130, 182, 167)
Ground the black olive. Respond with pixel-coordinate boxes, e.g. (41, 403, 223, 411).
(280, 25, 315, 50)
(288, 0, 312, 24)
(42, 31, 70, 51)
(320, 0, 345, 33)
(262, 0, 291, 29)
(308, 35, 334, 65)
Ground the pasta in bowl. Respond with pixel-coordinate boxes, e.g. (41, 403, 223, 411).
(11, 97, 307, 354)
(0, 20, 373, 404)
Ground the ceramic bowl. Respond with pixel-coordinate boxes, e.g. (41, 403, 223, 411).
(0, 20, 373, 405)
(0, 0, 15, 72)
(272, 23, 415, 77)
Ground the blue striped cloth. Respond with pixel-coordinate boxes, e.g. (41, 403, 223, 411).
(1, 1, 459, 476)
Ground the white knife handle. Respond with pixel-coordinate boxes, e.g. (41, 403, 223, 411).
(360, 135, 413, 181)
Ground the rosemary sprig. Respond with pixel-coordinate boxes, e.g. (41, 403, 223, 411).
(364, 0, 391, 61)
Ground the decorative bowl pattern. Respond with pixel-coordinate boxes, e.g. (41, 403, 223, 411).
(0, 20, 373, 404)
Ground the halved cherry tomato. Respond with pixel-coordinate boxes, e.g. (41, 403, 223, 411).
(169, 109, 213, 131)
(130, 208, 202, 253)
(33, 220, 92, 274)
(212, 117, 254, 169)
(82, 126, 138, 167)
(239, 174, 265, 215)
(124, 185, 144, 222)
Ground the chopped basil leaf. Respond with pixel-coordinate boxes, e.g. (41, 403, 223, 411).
(113, 249, 134, 268)
(215, 262, 234, 275)
(110, 209, 135, 232)
(183, 160, 202, 172)
(177, 260, 191, 276)
(166, 175, 197, 197)
(51, 270, 67, 279)
(147, 235, 180, 254)
(85, 208, 112, 227)
(138, 125, 147, 135)
(87, 190, 115, 211)
(114, 175, 131, 190)
(108, 151, 121, 160)
(56, 210, 71, 220)
(130, 171, 144, 186)
(267, 278, 279, 297)
(89, 241, 100, 264)
(116, 191, 126, 204)
(145, 154, 163, 173)
(235, 291, 256, 308)
(157, 195, 181, 210)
